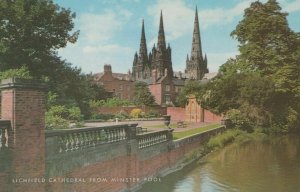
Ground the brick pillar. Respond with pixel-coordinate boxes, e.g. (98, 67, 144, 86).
(0, 78, 47, 192)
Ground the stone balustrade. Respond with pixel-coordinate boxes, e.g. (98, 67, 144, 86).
(0, 120, 10, 149)
(46, 124, 137, 153)
(137, 130, 172, 149)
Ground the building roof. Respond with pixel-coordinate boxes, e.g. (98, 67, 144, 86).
(93, 72, 132, 81)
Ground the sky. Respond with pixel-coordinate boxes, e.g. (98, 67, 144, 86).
(53, 0, 300, 74)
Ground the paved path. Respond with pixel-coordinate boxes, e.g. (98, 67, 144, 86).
(85, 120, 216, 133)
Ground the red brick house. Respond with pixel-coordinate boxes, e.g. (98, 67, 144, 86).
(94, 65, 135, 101)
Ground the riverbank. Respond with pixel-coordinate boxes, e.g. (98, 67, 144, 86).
(138, 134, 300, 192)
(135, 128, 268, 192)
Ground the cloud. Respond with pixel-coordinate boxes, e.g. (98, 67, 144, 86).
(147, 0, 194, 42)
(198, 1, 252, 29)
(147, 0, 253, 44)
(78, 9, 132, 44)
(58, 8, 134, 73)
(283, 0, 300, 12)
(207, 52, 239, 72)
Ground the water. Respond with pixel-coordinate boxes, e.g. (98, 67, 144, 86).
(138, 135, 300, 192)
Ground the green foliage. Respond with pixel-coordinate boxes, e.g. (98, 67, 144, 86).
(0, 66, 32, 80)
(133, 81, 155, 106)
(206, 129, 244, 150)
(0, 0, 79, 73)
(226, 109, 251, 131)
(130, 108, 143, 118)
(144, 110, 161, 118)
(0, 0, 111, 119)
(68, 106, 83, 121)
(202, 0, 300, 133)
(89, 98, 132, 108)
(90, 113, 114, 121)
(45, 105, 83, 129)
(115, 110, 129, 120)
(45, 113, 69, 130)
(177, 80, 205, 107)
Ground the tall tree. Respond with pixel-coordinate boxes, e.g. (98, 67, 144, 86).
(0, 0, 79, 77)
(231, 0, 300, 96)
(204, 0, 300, 132)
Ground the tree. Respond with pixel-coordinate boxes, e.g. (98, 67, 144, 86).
(0, 0, 79, 76)
(231, 0, 300, 96)
(133, 82, 155, 106)
(203, 0, 300, 132)
(0, 0, 110, 119)
(177, 80, 205, 107)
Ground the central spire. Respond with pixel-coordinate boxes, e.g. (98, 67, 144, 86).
(139, 19, 148, 58)
(191, 6, 203, 60)
(157, 10, 166, 50)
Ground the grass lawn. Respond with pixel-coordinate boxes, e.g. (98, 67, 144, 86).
(143, 123, 180, 129)
(173, 124, 221, 140)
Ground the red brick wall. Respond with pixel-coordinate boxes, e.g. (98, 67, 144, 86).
(166, 106, 222, 123)
(167, 107, 185, 121)
(204, 109, 222, 122)
(93, 106, 167, 116)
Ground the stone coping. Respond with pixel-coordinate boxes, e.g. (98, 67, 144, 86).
(45, 123, 138, 137)
(0, 78, 48, 90)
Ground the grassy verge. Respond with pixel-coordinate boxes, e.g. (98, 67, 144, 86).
(173, 124, 221, 140)
(206, 128, 267, 151)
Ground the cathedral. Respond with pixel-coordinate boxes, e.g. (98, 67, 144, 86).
(132, 7, 208, 81)
(130, 7, 209, 105)
(95, 7, 211, 106)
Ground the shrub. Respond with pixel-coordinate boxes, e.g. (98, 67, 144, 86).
(130, 108, 143, 118)
(226, 109, 251, 131)
(144, 110, 161, 118)
(45, 113, 69, 130)
(89, 98, 133, 108)
(206, 129, 243, 150)
(90, 113, 114, 120)
(68, 106, 83, 121)
(115, 110, 129, 120)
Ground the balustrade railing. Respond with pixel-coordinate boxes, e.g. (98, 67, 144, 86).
(0, 120, 11, 149)
(137, 130, 171, 149)
(46, 124, 137, 153)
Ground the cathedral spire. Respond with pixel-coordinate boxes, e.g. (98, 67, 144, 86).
(157, 10, 166, 49)
(185, 6, 208, 80)
(139, 19, 148, 59)
(191, 6, 203, 60)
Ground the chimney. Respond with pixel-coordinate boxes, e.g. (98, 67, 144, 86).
(104, 64, 112, 74)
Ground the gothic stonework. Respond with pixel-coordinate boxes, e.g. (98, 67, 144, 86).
(185, 7, 208, 80)
(132, 11, 173, 81)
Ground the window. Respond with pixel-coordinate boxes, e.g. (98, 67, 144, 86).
(166, 85, 171, 92)
(119, 85, 123, 90)
(175, 86, 181, 93)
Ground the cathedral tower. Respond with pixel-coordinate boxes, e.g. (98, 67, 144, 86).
(186, 7, 208, 79)
(149, 11, 173, 78)
(132, 20, 150, 80)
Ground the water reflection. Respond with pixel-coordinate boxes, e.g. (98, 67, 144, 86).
(138, 135, 300, 192)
